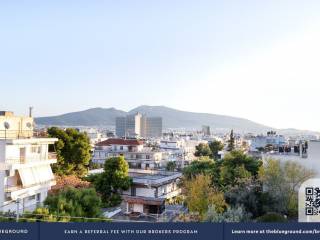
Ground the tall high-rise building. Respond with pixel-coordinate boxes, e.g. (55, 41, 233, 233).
(116, 113, 162, 138)
(145, 117, 162, 138)
(202, 125, 211, 136)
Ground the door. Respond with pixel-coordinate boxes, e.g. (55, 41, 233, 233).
(20, 148, 26, 163)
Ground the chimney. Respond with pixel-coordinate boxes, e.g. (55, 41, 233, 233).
(29, 107, 33, 118)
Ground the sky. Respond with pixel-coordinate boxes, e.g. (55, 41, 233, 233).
(0, 0, 320, 131)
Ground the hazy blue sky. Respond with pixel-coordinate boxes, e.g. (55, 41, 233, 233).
(0, 1, 320, 131)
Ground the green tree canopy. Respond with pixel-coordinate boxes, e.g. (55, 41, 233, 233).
(258, 158, 315, 217)
(220, 150, 262, 187)
(166, 161, 176, 171)
(44, 187, 102, 220)
(209, 140, 224, 159)
(183, 158, 216, 180)
(184, 174, 227, 220)
(48, 127, 91, 177)
(227, 129, 235, 151)
(92, 156, 132, 207)
(195, 143, 212, 157)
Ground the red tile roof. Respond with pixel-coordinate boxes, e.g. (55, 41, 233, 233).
(96, 138, 144, 146)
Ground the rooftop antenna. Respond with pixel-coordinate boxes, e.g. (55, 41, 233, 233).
(29, 106, 33, 118)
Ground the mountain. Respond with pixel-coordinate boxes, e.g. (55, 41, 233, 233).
(35, 105, 318, 135)
(128, 105, 270, 133)
(36, 107, 126, 126)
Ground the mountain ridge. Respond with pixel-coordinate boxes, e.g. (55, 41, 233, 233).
(35, 105, 318, 135)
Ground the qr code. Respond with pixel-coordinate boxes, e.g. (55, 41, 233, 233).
(305, 187, 320, 215)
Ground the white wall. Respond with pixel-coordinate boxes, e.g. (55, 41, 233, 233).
(133, 203, 144, 213)
(136, 187, 155, 197)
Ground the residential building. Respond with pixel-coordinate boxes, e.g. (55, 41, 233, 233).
(80, 128, 107, 146)
(0, 111, 33, 139)
(0, 111, 57, 213)
(249, 133, 287, 152)
(262, 140, 320, 176)
(92, 138, 165, 169)
(122, 169, 182, 214)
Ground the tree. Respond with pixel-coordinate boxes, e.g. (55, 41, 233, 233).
(209, 140, 224, 159)
(166, 161, 176, 171)
(184, 174, 227, 220)
(44, 187, 102, 221)
(183, 158, 216, 179)
(50, 175, 91, 194)
(258, 158, 315, 217)
(48, 127, 91, 177)
(220, 150, 262, 187)
(224, 177, 273, 218)
(195, 143, 212, 157)
(92, 156, 132, 207)
(227, 130, 235, 151)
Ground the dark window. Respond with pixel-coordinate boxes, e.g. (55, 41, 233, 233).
(131, 187, 136, 196)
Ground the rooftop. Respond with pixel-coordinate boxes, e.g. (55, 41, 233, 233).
(96, 138, 144, 146)
(128, 169, 182, 187)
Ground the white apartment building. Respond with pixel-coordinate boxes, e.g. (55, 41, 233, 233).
(159, 138, 198, 168)
(80, 128, 107, 146)
(249, 133, 287, 152)
(262, 140, 320, 176)
(0, 111, 57, 213)
(92, 138, 165, 170)
(122, 169, 182, 214)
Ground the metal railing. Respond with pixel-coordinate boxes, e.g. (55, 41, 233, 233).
(0, 130, 33, 139)
(5, 152, 57, 164)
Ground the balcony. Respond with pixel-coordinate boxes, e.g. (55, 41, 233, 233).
(5, 179, 56, 201)
(4, 152, 57, 165)
(0, 130, 33, 139)
(48, 152, 57, 160)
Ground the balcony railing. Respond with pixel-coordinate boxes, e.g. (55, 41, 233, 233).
(0, 130, 33, 139)
(5, 152, 57, 164)
(48, 152, 57, 159)
(5, 179, 56, 193)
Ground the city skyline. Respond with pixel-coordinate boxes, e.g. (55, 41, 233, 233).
(1, 1, 320, 131)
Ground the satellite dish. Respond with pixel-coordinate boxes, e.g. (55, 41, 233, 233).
(26, 122, 32, 129)
(4, 122, 10, 129)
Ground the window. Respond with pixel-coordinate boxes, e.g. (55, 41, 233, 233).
(28, 195, 36, 201)
(120, 146, 124, 150)
(36, 193, 41, 202)
(131, 187, 136, 196)
(146, 155, 150, 159)
(31, 146, 40, 153)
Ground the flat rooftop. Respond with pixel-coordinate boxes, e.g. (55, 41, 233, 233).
(129, 169, 181, 186)
(87, 168, 182, 187)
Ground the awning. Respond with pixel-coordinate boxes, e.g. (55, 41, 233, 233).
(18, 165, 54, 187)
(123, 195, 165, 206)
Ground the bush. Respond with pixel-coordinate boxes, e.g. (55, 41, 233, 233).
(206, 206, 251, 223)
(256, 212, 287, 222)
